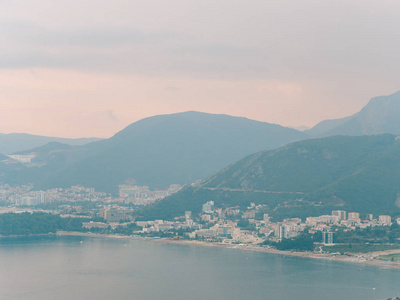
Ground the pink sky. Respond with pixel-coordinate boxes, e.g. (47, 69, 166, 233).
(1, 0, 400, 138)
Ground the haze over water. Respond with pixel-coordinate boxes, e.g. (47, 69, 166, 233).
(0, 236, 399, 300)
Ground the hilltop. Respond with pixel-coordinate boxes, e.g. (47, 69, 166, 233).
(0, 111, 307, 193)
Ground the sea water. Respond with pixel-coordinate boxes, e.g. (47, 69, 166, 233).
(0, 236, 399, 300)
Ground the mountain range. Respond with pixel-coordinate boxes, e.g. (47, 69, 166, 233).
(0, 111, 307, 193)
(1, 90, 400, 217)
(0, 133, 101, 154)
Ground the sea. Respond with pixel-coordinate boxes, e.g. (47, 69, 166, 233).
(0, 235, 399, 300)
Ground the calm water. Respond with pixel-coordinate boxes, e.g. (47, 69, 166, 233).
(0, 236, 399, 300)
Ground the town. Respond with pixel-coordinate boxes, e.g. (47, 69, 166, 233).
(1, 183, 399, 256)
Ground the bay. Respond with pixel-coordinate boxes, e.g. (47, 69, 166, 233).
(0, 236, 399, 300)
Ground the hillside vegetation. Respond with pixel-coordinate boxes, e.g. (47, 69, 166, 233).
(0, 212, 83, 236)
(140, 135, 400, 220)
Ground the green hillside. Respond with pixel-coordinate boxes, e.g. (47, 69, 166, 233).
(139, 135, 400, 220)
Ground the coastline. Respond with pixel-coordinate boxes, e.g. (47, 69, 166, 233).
(0, 232, 57, 239)
(56, 231, 400, 269)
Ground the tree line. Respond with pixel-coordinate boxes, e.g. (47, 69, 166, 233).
(0, 212, 83, 236)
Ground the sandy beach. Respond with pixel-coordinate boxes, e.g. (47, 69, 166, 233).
(56, 231, 400, 269)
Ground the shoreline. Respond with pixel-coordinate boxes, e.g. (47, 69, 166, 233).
(56, 231, 400, 269)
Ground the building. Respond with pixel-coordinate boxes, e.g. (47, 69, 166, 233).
(82, 221, 109, 229)
(348, 212, 360, 222)
(277, 224, 287, 240)
(242, 211, 256, 219)
(119, 183, 181, 206)
(322, 230, 334, 245)
(99, 207, 132, 222)
(263, 214, 270, 223)
(201, 214, 212, 222)
(306, 215, 338, 225)
(16, 196, 37, 206)
(319, 215, 339, 224)
(194, 229, 218, 239)
(348, 212, 360, 220)
(35, 191, 46, 204)
(216, 208, 225, 219)
(332, 210, 346, 221)
(202, 201, 214, 213)
(185, 211, 192, 220)
(379, 215, 392, 226)
(366, 214, 373, 221)
(217, 226, 233, 237)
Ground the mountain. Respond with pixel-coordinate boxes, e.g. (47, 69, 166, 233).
(307, 116, 352, 136)
(18, 142, 73, 154)
(140, 134, 400, 220)
(308, 90, 400, 137)
(0, 133, 101, 154)
(0, 111, 308, 193)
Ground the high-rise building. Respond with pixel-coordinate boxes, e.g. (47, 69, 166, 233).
(365, 214, 373, 221)
(323, 230, 334, 245)
(35, 191, 46, 204)
(332, 210, 346, 221)
(278, 224, 287, 240)
(379, 215, 392, 226)
(348, 212, 360, 221)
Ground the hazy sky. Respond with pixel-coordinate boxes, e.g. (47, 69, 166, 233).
(1, 0, 400, 138)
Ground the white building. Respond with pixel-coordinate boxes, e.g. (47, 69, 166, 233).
(379, 215, 392, 226)
(202, 201, 214, 213)
(348, 212, 360, 223)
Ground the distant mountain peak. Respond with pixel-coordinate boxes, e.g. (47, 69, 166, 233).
(308, 90, 400, 137)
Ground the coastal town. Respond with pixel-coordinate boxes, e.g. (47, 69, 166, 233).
(1, 183, 400, 268)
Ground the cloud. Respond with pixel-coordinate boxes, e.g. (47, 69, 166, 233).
(1, 20, 263, 79)
(1, 21, 174, 47)
(0, 20, 179, 71)
(1, 0, 400, 83)
(0, 0, 398, 81)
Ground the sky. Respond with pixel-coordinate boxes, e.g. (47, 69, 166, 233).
(1, 0, 400, 138)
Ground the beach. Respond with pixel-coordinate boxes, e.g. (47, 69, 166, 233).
(56, 231, 400, 269)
